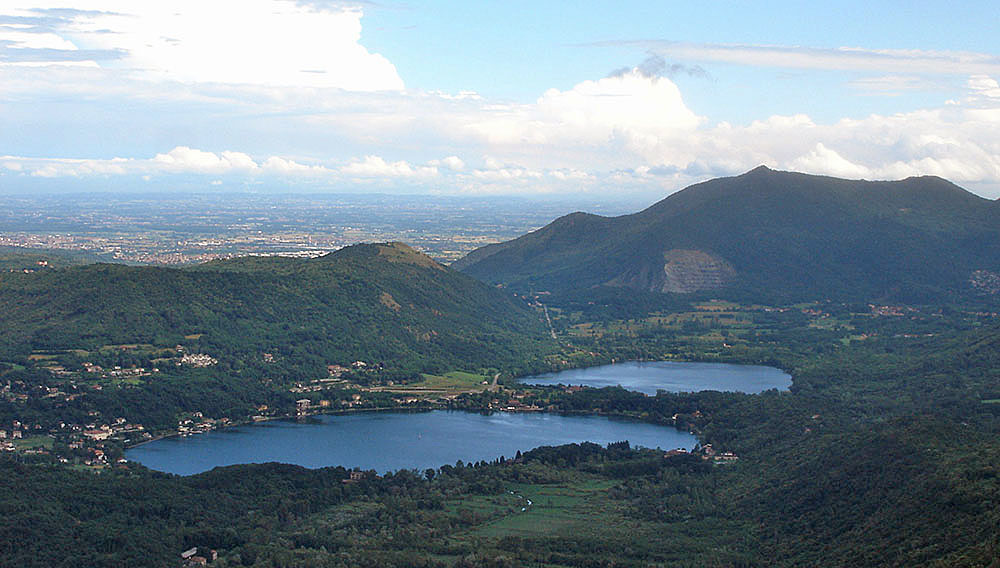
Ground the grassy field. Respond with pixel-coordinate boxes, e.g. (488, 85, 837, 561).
(415, 371, 490, 390)
(366, 370, 494, 399)
(27, 353, 59, 361)
(461, 479, 618, 539)
(441, 475, 747, 564)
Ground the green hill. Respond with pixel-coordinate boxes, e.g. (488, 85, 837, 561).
(454, 167, 1000, 302)
(0, 242, 554, 378)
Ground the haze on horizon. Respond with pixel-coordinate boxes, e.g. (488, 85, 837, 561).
(1, 1, 999, 202)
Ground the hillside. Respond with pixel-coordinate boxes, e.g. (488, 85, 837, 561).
(0, 242, 554, 379)
(454, 167, 1000, 302)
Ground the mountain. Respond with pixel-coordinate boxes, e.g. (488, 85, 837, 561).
(454, 167, 1000, 302)
(0, 242, 554, 377)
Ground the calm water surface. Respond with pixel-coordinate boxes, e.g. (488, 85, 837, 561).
(521, 361, 791, 395)
(127, 410, 695, 476)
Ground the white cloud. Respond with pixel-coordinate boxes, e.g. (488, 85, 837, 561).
(152, 147, 257, 174)
(788, 143, 871, 179)
(1, 146, 341, 179)
(261, 156, 331, 175)
(967, 75, 1000, 102)
(463, 70, 703, 171)
(0, 1, 403, 90)
(429, 156, 465, 171)
(457, 72, 1000, 191)
(340, 155, 438, 178)
(472, 166, 543, 181)
(0, 29, 78, 51)
(549, 168, 595, 182)
(536, 69, 702, 138)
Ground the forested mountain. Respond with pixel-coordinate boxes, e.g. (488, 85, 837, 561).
(455, 167, 1000, 302)
(0, 242, 554, 377)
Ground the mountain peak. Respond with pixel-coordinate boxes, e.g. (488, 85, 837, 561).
(327, 242, 442, 269)
(376, 242, 443, 269)
(745, 164, 774, 176)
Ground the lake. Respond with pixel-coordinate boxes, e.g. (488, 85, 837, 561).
(126, 410, 695, 476)
(520, 361, 791, 395)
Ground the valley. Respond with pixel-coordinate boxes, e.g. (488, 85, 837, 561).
(5, 1, 998, 564)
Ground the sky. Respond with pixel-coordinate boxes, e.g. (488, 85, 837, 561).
(1, 1, 999, 201)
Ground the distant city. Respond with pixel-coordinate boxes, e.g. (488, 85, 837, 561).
(0, 192, 640, 265)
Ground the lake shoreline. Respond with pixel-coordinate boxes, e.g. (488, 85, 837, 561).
(126, 409, 697, 476)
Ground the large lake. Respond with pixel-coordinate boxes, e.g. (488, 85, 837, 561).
(126, 410, 695, 476)
(521, 361, 791, 395)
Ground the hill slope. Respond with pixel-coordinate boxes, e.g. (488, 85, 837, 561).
(454, 167, 1000, 302)
(0, 242, 554, 377)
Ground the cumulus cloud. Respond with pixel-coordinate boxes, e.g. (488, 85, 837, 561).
(1, 146, 339, 179)
(472, 165, 543, 181)
(428, 156, 465, 171)
(967, 74, 1000, 103)
(0, 1, 403, 90)
(340, 155, 438, 178)
(463, 71, 1000, 191)
(2, 147, 458, 192)
(788, 143, 870, 179)
(152, 147, 258, 174)
(261, 156, 331, 175)
(465, 69, 703, 165)
(721, 103, 1000, 185)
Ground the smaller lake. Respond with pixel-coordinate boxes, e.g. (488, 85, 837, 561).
(126, 411, 695, 476)
(521, 361, 791, 395)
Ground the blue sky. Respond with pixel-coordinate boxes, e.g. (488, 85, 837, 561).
(1, 1, 999, 200)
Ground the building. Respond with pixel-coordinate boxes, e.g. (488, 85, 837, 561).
(296, 399, 311, 416)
